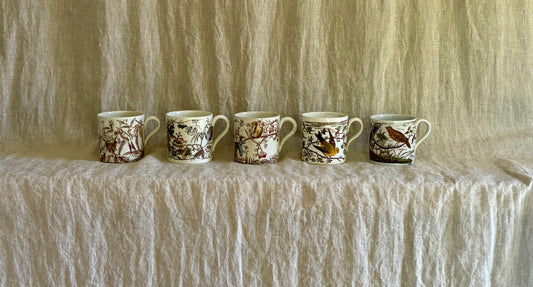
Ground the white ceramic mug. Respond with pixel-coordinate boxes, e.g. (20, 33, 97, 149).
(302, 112, 364, 164)
(369, 114, 431, 165)
(234, 111, 297, 164)
(98, 111, 161, 163)
(167, 110, 229, 164)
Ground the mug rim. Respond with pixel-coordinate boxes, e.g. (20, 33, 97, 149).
(234, 111, 280, 119)
(98, 111, 144, 118)
(302, 111, 348, 122)
(167, 110, 213, 119)
(371, 114, 416, 122)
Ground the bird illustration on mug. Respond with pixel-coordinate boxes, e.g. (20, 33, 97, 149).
(250, 121, 263, 138)
(206, 125, 213, 141)
(385, 126, 411, 148)
(313, 129, 339, 157)
(234, 136, 244, 157)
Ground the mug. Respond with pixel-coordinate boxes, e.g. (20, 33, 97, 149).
(167, 110, 229, 164)
(98, 111, 161, 163)
(234, 111, 297, 164)
(369, 114, 431, 165)
(301, 112, 364, 164)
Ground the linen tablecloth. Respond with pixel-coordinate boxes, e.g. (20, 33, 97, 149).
(1, 0, 532, 285)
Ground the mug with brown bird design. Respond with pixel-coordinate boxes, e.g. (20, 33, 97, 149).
(234, 111, 297, 164)
(369, 114, 431, 165)
(302, 112, 364, 164)
(98, 111, 161, 163)
(167, 110, 229, 164)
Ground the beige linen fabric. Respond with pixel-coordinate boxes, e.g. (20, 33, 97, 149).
(1, 0, 532, 286)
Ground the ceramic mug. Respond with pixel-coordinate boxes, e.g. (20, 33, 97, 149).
(302, 112, 364, 164)
(167, 110, 229, 164)
(98, 111, 161, 163)
(234, 111, 297, 164)
(369, 114, 431, 165)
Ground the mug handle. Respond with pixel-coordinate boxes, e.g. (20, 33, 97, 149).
(144, 116, 161, 145)
(211, 115, 230, 151)
(345, 117, 364, 152)
(415, 119, 431, 147)
(278, 117, 297, 153)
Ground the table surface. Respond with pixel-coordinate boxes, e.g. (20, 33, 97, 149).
(1, 143, 531, 286)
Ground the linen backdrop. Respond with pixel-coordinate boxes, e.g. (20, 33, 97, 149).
(1, 0, 532, 286)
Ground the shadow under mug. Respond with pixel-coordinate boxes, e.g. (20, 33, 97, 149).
(369, 114, 431, 165)
(234, 111, 297, 165)
(98, 111, 161, 163)
(302, 112, 364, 165)
(167, 110, 230, 164)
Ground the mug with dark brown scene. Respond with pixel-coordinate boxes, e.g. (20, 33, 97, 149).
(369, 114, 431, 165)
(98, 111, 161, 163)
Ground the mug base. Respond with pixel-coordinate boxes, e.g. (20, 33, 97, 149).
(168, 157, 212, 164)
(233, 160, 278, 165)
(99, 156, 143, 164)
(304, 160, 345, 165)
(370, 159, 414, 166)
(233, 155, 279, 165)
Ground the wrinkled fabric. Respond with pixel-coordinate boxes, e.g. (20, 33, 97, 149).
(1, 0, 532, 286)
(0, 146, 532, 286)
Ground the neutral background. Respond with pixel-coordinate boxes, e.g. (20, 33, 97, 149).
(2, 0, 532, 158)
(1, 0, 532, 286)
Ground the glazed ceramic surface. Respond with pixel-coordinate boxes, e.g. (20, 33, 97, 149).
(98, 111, 161, 163)
(234, 111, 297, 165)
(167, 110, 229, 164)
(369, 114, 431, 165)
(302, 112, 364, 165)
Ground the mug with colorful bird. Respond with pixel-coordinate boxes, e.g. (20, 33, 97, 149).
(98, 111, 161, 163)
(167, 110, 229, 164)
(234, 111, 297, 164)
(369, 114, 431, 165)
(301, 112, 364, 164)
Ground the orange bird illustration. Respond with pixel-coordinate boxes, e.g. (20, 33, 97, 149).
(250, 121, 263, 138)
(385, 127, 411, 148)
(313, 129, 339, 156)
